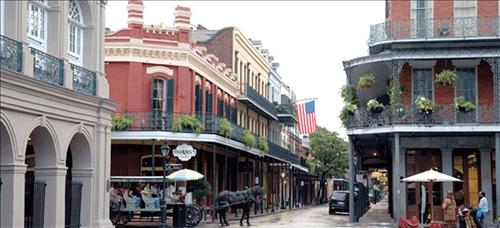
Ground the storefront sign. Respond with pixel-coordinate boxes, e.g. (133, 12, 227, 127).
(173, 144, 197, 161)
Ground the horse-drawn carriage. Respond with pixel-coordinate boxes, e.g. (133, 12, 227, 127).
(109, 176, 203, 227)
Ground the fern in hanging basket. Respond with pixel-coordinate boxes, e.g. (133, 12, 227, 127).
(172, 115, 203, 135)
(367, 99, 384, 113)
(258, 137, 269, 153)
(242, 130, 256, 148)
(358, 73, 376, 89)
(435, 70, 457, 86)
(340, 103, 357, 126)
(218, 118, 233, 137)
(388, 84, 405, 108)
(112, 114, 134, 131)
(454, 96, 476, 112)
(414, 96, 436, 114)
(340, 85, 358, 104)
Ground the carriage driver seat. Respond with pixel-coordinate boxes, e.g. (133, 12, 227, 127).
(124, 190, 138, 209)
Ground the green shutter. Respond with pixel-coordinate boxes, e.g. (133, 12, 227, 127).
(167, 79, 174, 114)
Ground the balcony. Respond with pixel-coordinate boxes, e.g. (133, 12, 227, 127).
(239, 85, 277, 119)
(0, 35, 23, 72)
(31, 48, 65, 86)
(344, 105, 498, 130)
(268, 141, 299, 164)
(71, 64, 97, 96)
(277, 103, 298, 126)
(369, 16, 500, 46)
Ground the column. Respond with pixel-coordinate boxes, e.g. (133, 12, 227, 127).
(441, 148, 453, 198)
(496, 133, 500, 217)
(348, 136, 355, 222)
(479, 148, 493, 221)
(0, 163, 27, 228)
(35, 166, 67, 228)
(72, 168, 95, 227)
(393, 133, 401, 224)
(399, 147, 406, 218)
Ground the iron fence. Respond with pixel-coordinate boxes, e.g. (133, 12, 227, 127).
(369, 16, 500, 45)
(243, 85, 278, 116)
(31, 47, 64, 86)
(345, 105, 497, 129)
(24, 181, 46, 228)
(65, 182, 82, 228)
(0, 34, 23, 72)
(71, 64, 96, 96)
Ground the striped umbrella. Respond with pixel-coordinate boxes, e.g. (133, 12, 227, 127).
(166, 169, 204, 182)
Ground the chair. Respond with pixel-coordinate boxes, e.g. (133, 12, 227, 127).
(124, 190, 138, 209)
(141, 192, 156, 209)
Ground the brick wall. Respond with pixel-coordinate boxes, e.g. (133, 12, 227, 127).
(400, 63, 412, 106)
(434, 59, 454, 105)
(478, 0, 499, 17)
(197, 27, 235, 69)
(478, 60, 494, 106)
(434, 0, 453, 19)
(390, 0, 410, 21)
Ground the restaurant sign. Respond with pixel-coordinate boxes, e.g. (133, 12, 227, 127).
(173, 144, 197, 161)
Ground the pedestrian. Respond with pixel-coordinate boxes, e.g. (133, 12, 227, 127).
(442, 191, 456, 228)
(476, 191, 489, 227)
(462, 208, 477, 228)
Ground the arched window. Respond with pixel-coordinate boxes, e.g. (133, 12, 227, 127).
(27, 0, 48, 51)
(67, 0, 83, 65)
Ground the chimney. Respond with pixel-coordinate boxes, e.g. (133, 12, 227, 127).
(127, 0, 144, 28)
(174, 6, 191, 30)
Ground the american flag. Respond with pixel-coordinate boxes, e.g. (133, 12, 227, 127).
(296, 100, 317, 134)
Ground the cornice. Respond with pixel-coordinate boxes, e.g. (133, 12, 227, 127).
(233, 29, 271, 74)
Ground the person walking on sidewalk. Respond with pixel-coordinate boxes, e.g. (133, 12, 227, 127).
(442, 191, 456, 228)
(476, 191, 489, 227)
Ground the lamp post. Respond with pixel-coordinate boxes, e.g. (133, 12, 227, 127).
(281, 171, 285, 209)
(160, 142, 170, 228)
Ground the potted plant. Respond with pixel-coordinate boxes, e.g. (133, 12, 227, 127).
(186, 178, 211, 205)
(358, 73, 376, 89)
(340, 103, 357, 126)
(340, 85, 358, 104)
(414, 96, 436, 114)
(172, 115, 203, 135)
(111, 114, 134, 131)
(258, 137, 269, 153)
(218, 118, 233, 137)
(242, 130, 256, 148)
(435, 69, 457, 86)
(367, 99, 384, 114)
(454, 96, 476, 112)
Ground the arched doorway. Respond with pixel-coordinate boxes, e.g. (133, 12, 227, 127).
(0, 120, 21, 227)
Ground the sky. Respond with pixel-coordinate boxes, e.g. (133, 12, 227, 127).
(105, 1, 386, 138)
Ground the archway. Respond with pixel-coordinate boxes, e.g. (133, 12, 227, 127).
(65, 132, 92, 227)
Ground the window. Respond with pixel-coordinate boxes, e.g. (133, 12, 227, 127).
(412, 68, 433, 101)
(411, 0, 433, 38)
(68, 0, 83, 65)
(454, 0, 477, 36)
(455, 68, 476, 104)
(152, 78, 174, 114)
(195, 83, 203, 114)
(28, 0, 47, 50)
(141, 155, 164, 176)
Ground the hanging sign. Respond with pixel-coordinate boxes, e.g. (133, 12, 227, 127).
(173, 144, 197, 161)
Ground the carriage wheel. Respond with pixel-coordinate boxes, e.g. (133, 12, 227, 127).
(185, 205, 203, 227)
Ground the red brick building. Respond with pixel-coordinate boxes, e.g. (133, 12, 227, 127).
(342, 0, 499, 223)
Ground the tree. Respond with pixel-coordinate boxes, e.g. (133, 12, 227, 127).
(308, 127, 349, 204)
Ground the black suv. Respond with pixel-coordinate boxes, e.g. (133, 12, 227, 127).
(329, 191, 349, 214)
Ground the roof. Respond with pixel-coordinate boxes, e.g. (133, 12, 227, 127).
(190, 30, 218, 42)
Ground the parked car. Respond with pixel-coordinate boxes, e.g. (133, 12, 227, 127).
(329, 191, 349, 214)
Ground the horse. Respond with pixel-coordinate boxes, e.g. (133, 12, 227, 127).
(215, 185, 264, 226)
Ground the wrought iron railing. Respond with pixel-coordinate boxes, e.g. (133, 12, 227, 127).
(31, 48, 64, 86)
(345, 105, 497, 129)
(0, 35, 23, 72)
(369, 16, 500, 45)
(114, 111, 298, 163)
(242, 85, 278, 116)
(71, 64, 96, 96)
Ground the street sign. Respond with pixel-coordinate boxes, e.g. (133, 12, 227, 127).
(173, 143, 197, 161)
(165, 163, 182, 170)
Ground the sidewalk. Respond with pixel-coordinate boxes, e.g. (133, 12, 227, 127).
(348, 200, 395, 227)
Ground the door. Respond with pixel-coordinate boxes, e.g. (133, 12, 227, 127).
(406, 149, 443, 222)
(453, 149, 481, 208)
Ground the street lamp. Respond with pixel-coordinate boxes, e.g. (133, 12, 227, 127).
(160, 142, 170, 228)
(281, 172, 285, 209)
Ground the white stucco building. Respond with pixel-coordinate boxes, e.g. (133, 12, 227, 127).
(0, 0, 116, 227)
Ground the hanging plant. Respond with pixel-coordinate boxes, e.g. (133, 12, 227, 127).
(242, 130, 256, 148)
(172, 115, 203, 135)
(258, 137, 269, 153)
(111, 114, 134, 131)
(340, 85, 358, 104)
(218, 118, 233, 137)
(414, 96, 436, 114)
(388, 84, 405, 108)
(454, 96, 476, 112)
(340, 103, 357, 127)
(358, 73, 376, 89)
(367, 99, 384, 113)
(435, 70, 457, 86)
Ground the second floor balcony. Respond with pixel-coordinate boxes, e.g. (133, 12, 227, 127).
(1, 34, 97, 96)
(239, 84, 278, 120)
(369, 16, 500, 47)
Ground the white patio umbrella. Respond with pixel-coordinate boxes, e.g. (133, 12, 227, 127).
(166, 169, 204, 182)
(402, 168, 462, 222)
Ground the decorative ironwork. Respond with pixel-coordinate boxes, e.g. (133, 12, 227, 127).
(0, 35, 23, 72)
(369, 16, 500, 46)
(243, 85, 278, 116)
(71, 64, 97, 96)
(31, 48, 64, 86)
(484, 57, 500, 122)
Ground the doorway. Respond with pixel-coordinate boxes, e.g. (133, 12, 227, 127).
(453, 149, 481, 207)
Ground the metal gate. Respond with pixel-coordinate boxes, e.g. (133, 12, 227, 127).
(25, 181, 46, 228)
(65, 182, 82, 228)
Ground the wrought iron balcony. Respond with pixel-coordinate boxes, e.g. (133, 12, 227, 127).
(31, 48, 64, 86)
(0, 35, 23, 72)
(345, 105, 498, 129)
(268, 141, 299, 164)
(239, 85, 277, 118)
(369, 16, 500, 46)
(71, 64, 96, 96)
